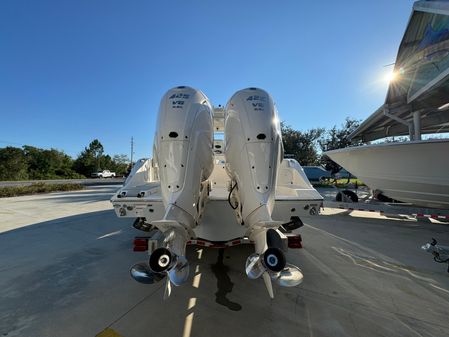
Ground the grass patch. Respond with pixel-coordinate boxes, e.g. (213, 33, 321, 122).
(312, 178, 366, 188)
(0, 183, 84, 198)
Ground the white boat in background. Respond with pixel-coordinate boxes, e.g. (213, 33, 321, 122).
(326, 139, 449, 209)
(326, 1, 449, 210)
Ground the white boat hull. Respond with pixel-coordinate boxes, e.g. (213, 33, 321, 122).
(325, 139, 449, 209)
(111, 158, 323, 242)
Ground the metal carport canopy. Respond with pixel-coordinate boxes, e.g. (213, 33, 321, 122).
(349, 0, 449, 142)
(348, 104, 449, 142)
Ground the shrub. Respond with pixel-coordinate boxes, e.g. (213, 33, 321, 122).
(0, 183, 84, 198)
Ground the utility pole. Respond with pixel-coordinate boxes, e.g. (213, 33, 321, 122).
(130, 137, 134, 168)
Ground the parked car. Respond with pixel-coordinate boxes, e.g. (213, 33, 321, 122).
(302, 166, 332, 182)
(91, 170, 116, 178)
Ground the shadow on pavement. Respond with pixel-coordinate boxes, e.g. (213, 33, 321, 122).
(3, 209, 449, 337)
(0, 211, 304, 337)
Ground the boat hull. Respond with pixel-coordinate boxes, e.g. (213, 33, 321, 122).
(325, 139, 449, 209)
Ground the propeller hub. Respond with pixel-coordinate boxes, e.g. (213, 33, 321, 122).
(263, 247, 286, 273)
(158, 254, 170, 268)
(149, 247, 174, 273)
(266, 254, 278, 268)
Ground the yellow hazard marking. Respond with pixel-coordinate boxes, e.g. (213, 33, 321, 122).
(96, 328, 124, 337)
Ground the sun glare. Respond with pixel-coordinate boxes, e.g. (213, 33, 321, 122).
(385, 71, 398, 83)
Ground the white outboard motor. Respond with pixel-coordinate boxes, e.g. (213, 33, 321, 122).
(154, 85, 214, 230)
(224, 88, 303, 298)
(131, 86, 214, 295)
(224, 87, 282, 228)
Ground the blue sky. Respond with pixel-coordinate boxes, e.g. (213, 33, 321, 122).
(0, 0, 415, 159)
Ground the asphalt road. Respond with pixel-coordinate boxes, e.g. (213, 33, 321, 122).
(1, 186, 449, 337)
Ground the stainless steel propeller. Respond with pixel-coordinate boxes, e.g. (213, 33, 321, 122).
(168, 256, 190, 286)
(130, 262, 166, 284)
(245, 251, 303, 298)
(246, 229, 303, 298)
(130, 247, 190, 299)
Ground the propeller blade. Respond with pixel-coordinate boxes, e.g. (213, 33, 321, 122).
(130, 263, 165, 284)
(262, 272, 274, 299)
(248, 228, 302, 298)
(168, 256, 190, 286)
(274, 264, 304, 287)
(163, 277, 172, 300)
(245, 253, 264, 279)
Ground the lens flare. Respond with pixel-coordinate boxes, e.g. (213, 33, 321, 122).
(385, 71, 398, 83)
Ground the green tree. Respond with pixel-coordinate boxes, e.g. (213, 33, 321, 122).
(100, 154, 113, 171)
(281, 123, 324, 166)
(73, 139, 104, 177)
(319, 118, 361, 173)
(23, 146, 81, 179)
(0, 147, 29, 181)
(111, 154, 130, 175)
(89, 139, 104, 171)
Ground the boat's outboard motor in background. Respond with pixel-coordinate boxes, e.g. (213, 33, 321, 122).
(224, 88, 303, 298)
(130, 86, 214, 297)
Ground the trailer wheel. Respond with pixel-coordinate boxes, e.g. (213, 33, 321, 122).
(336, 190, 358, 203)
(374, 191, 394, 202)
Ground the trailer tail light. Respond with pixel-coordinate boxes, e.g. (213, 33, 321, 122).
(133, 238, 148, 252)
(288, 235, 302, 249)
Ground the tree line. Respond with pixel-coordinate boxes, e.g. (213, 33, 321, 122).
(0, 118, 360, 181)
(0, 139, 130, 181)
(281, 117, 362, 173)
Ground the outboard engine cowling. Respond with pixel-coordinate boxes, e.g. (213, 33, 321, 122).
(224, 87, 282, 227)
(224, 88, 303, 298)
(154, 86, 214, 230)
(131, 86, 214, 298)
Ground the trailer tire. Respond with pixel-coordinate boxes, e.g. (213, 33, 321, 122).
(336, 190, 358, 203)
(374, 191, 394, 202)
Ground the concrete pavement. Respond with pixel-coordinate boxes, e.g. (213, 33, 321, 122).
(0, 185, 121, 233)
(1, 186, 449, 337)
